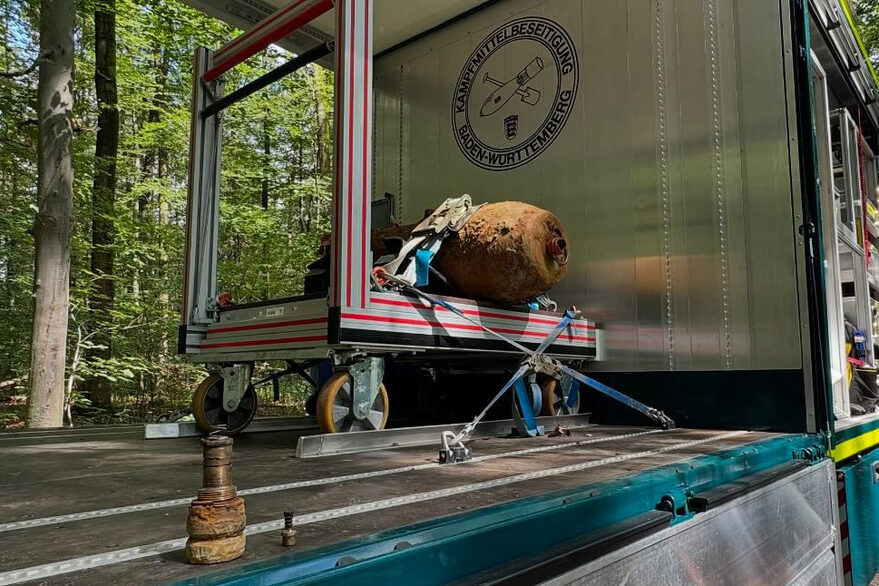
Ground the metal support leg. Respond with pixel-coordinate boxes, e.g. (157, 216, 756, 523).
(220, 363, 252, 412)
(348, 357, 384, 422)
(271, 378, 280, 402)
(330, 0, 374, 309)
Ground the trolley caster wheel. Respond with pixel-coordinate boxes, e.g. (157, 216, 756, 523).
(191, 374, 258, 435)
(540, 377, 580, 416)
(316, 372, 389, 433)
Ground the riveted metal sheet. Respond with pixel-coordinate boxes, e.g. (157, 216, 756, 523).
(630, 0, 664, 371)
(373, 0, 803, 373)
(582, 0, 638, 368)
(674, 0, 719, 370)
(715, 0, 750, 369)
(734, 0, 803, 371)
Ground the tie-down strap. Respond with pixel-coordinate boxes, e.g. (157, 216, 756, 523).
(375, 277, 677, 448)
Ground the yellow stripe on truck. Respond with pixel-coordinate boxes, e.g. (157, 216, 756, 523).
(831, 427, 879, 462)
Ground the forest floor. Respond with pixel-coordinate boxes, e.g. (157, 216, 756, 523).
(0, 391, 25, 429)
(0, 384, 304, 429)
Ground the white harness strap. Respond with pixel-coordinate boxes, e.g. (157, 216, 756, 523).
(380, 194, 483, 285)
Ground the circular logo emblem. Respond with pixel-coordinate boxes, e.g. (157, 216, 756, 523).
(452, 16, 579, 171)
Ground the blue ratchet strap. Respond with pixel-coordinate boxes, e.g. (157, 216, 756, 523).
(534, 309, 576, 355)
(395, 282, 536, 356)
(418, 290, 466, 317)
(513, 378, 541, 436)
(414, 249, 434, 287)
(383, 273, 676, 435)
(448, 362, 531, 445)
(565, 378, 580, 409)
(558, 364, 675, 428)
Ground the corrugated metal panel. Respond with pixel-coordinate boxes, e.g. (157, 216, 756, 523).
(373, 0, 803, 372)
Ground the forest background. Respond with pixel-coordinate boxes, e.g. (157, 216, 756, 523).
(0, 0, 333, 426)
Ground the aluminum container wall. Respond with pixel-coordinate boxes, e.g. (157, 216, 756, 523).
(373, 0, 804, 373)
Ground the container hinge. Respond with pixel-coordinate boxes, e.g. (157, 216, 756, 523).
(792, 444, 824, 463)
(798, 222, 816, 237)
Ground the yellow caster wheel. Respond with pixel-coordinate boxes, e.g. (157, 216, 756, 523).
(540, 377, 580, 416)
(316, 372, 389, 433)
(192, 374, 258, 435)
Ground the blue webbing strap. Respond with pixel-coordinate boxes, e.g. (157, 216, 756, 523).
(558, 364, 675, 428)
(380, 273, 676, 435)
(565, 378, 580, 409)
(534, 309, 576, 355)
(448, 362, 531, 445)
(414, 249, 434, 287)
(387, 278, 536, 356)
(513, 378, 540, 436)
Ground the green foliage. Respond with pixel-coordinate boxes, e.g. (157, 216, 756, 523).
(0, 0, 333, 424)
(854, 0, 879, 70)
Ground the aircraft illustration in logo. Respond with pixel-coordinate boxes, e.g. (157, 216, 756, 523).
(480, 57, 544, 117)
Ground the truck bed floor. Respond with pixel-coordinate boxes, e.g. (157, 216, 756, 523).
(0, 424, 779, 585)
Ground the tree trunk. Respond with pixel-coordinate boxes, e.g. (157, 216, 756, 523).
(7, 170, 19, 309)
(297, 143, 305, 232)
(82, 0, 119, 409)
(261, 116, 270, 210)
(27, 0, 75, 428)
(313, 66, 331, 174)
(261, 115, 271, 299)
(158, 142, 170, 358)
(312, 65, 331, 227)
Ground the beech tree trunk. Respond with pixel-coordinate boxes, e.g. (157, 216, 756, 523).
(313, 66, 331, 175)
(82, 0, 119, 409)
(27, 0, 76, 428)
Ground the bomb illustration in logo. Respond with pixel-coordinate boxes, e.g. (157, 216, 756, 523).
(452, 17, 579, 171)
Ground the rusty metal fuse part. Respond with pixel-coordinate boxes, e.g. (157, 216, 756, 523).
(281, 511, 297, 547)
(185, 435, 247, 564)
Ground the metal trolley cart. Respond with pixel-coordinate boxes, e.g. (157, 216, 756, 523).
(179, 0, 604, 435)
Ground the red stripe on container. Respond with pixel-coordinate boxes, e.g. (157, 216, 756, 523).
(360, 0, 370, 309)
(204, 0, 332, 82)
(209, 317, 328, 334)
(345, 0, 355, 308)
(370, 297, 596, 330)
(342, 313, 595, 343)
(214, 0, 310, 61)
(201, 335, 326, 349)
(331, 3, 344, 306)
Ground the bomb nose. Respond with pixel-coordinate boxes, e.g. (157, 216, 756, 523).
(547, 237, 568, 265)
